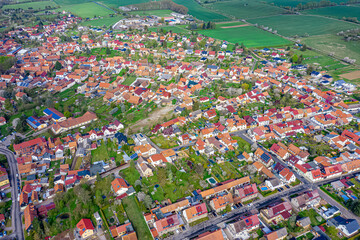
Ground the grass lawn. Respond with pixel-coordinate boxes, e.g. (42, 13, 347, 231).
(74, 157, 83, 170)
(123, 196, 152, 240)
(303, 34, 360, 64)
(122, 75, 137, 86)
(81, 16, 123, 27)
(173, 0, 229, 21)
(303, 5, 360, 20)
(151, 135, 178, 149)
(57, 2, 115, 18)
(119, 163, 141, 186)
(298, 209, 325, 226)
(207, 0, 287, 19)
(2, 1, 58, 10)
(197, 24, 292, 48)
(189, 216, 209, 227)
(91, 141, 110, 163)
(130, 9, 173, 17)
(248, 15, 358, 37)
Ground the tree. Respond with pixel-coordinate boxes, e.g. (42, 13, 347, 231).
(291, 54, 299, 63)
(64, 111, 72, 118)
(241, 83, 250, 91)
(4, 99, 12, 110)
(54, 61, 62, 71)
(143, 195, 153, 209)
(106, 47, 111, 55)
(158, 168, 167, 187)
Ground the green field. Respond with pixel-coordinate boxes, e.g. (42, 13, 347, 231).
(207, 0, 287, 19)
(57, 2, 115, 18)
(173, 0, 229, 21)
(129, 9, 173, 17)
(2, 1, 58, 10)
(264, 0, 346, 7)
(81, 16, 123, 27)
(149, 25, 190, 33)
(304, 5, 360, 20)
(197, 23, 291, 48)
(292, 49, 347, 71)
(99, 0, 150, 8)
(248, 15, 358, 37)
(303, 34, 360, 64)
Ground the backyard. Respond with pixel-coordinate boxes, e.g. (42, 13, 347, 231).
(122, 196, 153, 240)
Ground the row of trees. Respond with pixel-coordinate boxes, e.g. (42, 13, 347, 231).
(129, 0, 188, 15)
(296, 0, 336, 10)
(188, 21, 216, 30)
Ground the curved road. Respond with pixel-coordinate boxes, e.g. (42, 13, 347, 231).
(0, 147, 24, 240)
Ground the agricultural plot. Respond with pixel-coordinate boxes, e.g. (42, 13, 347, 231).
(129, 9, 173, 17)
(248, 15, 358, 37)
(207, 0, 287, 20)
(264, 0, 346, 7)
(173, 0, 229, 21)
(99, 0, 150, 8)
(303, 34, 360, 64)
(304, 5, 360, 20)
(57, 2, 115, 18)
(81, 16, 123, 27)
(197, 23, 291, 48)
(2, 1, 58, 10)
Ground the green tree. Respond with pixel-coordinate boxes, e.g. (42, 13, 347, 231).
(64, 111, 72, 118)
(54, 61, 62, 71)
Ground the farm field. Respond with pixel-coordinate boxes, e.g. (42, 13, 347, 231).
(57, 2, 115, 18)
(129, 9, 173, 17)
(81, 16, 123, 27)
(2, 1, 58, 10)
(264, 0, 346, 7)
(303, 5, 360, 19)
(173, 0, 229, 21)
(248, 15, 358, 37)
(197, 23, 291, 48)
(206, 0, 287, 20)
(99, 0, 150, 8)
(303, 34, 360, 64)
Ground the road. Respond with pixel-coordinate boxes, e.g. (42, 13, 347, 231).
(0, 147, 24, 240)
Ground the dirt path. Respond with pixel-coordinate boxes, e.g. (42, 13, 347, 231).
(126, 105, 175, 133)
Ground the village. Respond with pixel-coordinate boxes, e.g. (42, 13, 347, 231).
(0, 7, 360, 240)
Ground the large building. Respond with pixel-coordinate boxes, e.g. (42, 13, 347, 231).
(43, 108, 66, 122)
(51, 111, 97, 134)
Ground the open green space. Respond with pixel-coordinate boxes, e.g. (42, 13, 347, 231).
(248, 15, 358, 37)
(291, 49, 347, 70)
(123, 196, 153, 240)
(197, 23, 292, 48)
(129, 9, 173, 17)
(173, 0, 229, 21)
(207, 0, 287, 19)
(122, 75, 137, 86)
(149, 25, 190, 33)
(81, 16, 123, 27)
(99, 0, 150, 8)
(2, 1, 58, 10)
(264, 0, 347, 7)
(57, 2, 115, 18)
(303, 34, 360, 64)
(304, 5, 360, 20)
(151, 135, 179, 149)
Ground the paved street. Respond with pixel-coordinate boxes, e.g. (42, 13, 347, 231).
(0, 147, 24, 240)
